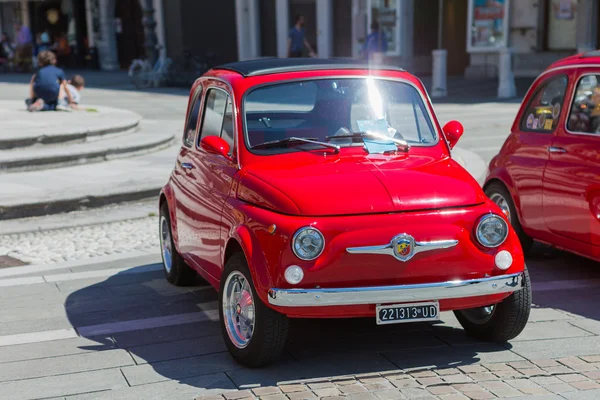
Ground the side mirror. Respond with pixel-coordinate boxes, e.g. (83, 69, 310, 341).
(442, 120, 464, 150)
(200, 135, 230, 158)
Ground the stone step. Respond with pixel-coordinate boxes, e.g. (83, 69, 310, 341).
(0, 120, 179, 172)
(0, 101, 141, 150)
(0, 145, 180, 220)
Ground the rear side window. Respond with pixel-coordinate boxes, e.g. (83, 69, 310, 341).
(183, 88, 202, 147)
(519, 75, 568, 133)
(567, 75, 600, 134)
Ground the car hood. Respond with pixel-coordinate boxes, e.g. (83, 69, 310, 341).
(237, 153, 485, 216)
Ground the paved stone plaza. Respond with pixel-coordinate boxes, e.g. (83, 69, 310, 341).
(2, 75, 600, 399)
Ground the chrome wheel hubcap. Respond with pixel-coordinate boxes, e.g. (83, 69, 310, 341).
(490, 193, 511, 223)
(159, 216, 173, 274)
(462, 305, 496, 325)
(223, 271, 255, 349)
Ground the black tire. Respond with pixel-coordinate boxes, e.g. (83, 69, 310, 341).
(159, 203, 197, 286)
(485, 182, 534, 254)
(454, 267, 532, 342)
(219, 253, 289, 367)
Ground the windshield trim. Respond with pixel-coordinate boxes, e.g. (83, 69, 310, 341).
(241, 76, 441, 156)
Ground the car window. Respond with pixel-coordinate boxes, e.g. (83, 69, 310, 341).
(221, 97, 235, 155)
(183, 89, 202, 147)
(567, 74, 600, 134)
(200, 88, 228, 142)
(520, 75, 568, 133)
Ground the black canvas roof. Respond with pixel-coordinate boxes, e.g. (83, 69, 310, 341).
(214, 58, 406, 77)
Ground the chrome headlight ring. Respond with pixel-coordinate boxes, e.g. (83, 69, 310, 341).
(476, 214, 509, 248)
(292, 226, 325, 261)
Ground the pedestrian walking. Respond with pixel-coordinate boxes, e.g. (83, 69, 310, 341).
(361, 22, 388, 65)
(287, 15, 316, 58)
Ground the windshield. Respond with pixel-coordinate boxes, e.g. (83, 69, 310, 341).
(244, 78, 438, 154)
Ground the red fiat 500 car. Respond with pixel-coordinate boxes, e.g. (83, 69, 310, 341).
(486, 51, 600, 260)
(159, 59, 530, 367)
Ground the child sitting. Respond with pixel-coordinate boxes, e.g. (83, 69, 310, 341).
(58, 75, 85, 109)
(26, 51, 73, 111)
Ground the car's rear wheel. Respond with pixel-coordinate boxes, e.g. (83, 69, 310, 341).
(219, 253, 289, 367)
(159, 203, 197, 286)
(485, 182, 533, 254)
(454, 267, 531, 342)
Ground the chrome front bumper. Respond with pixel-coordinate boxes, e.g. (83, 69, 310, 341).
(267, 273, 523, 307)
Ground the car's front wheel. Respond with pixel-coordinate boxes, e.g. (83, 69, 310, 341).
(454, 267, 531, 342)
(485, 182, 533, 254)
(219, 253, 289, 367)
(159, 203, 197, 286)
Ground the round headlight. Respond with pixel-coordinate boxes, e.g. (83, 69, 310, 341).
(476, 214, 508, 248)
(292, 227, 325, 260)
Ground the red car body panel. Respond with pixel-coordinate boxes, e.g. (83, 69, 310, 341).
(161, 64, 525, 318)
(485, 53, 600, 261)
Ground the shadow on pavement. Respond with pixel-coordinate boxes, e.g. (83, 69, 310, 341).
(64, 263, 520, 391)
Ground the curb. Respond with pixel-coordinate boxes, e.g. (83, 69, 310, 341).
(452, 146, 487, 186)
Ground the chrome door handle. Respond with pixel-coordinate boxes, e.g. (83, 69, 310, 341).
(548, 146, 567, 153)
(181, 162, 194, 169)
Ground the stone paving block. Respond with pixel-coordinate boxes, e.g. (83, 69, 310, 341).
(544, 366, 574, 374)
(68, 372, 236, 400)
(338, 384, 368, 394)
(427, 385, 458, 395)
(583, 370, 600, 380)
(364, 382, 394, 391)
(320, 396, 346, 400)
(545, 383, 578, 393)
(260, 395, 287, 400)
(0, 315, 73, 336)
(410, 370, 438, 378)
(507, 361, 536, 370)
(251, 386, 282, 396)
(452, 383, 482, 392)
(223, 390, 254, 400)
(347, 392, 378, 400)
(570, 380, 600, 390)
(492, 370, 524, 379)
(121, 352, 239, 386)
(279, 384, 309, 393)
(416, 377, 444, 386)
(559, 374, 589, 383)
(530, 376, 564, 386)
(0, 349, 134, 382)
(307, 382, 335, 390)
(504, 378, 541, 389)
(128, 334, 227, 364)
(514, 367, 548, 377)
(461, 391, 495, 400)
(436, 368, 461, 376)
(373, 389, 406, 400)
(399, 387, 437, 399)
(313, 387, 342, 397)
(287, 391, 317, 400)
(530, 359, 560, 368)
(482, 363, 512, 372)
(359, 377, 388, 384)
(334, 378, 358, 386)
(442, 375, 473, 384)
(513, 320, 592, 342)
(479, 381, 521, 397)
(518, 387, 551, 395)
(0, 335, 115, 364)
(581, 356, 600, 363)
(0, 368, 128, 399)
(458, 366, 487, 374)
(466, 373, 498, 382)
(110, 320, 222, 348)
(509, 337, 600, 360)
(438, 395, 469, 400)
(561, 389, 600, 399)
(389, 378, 419, 389)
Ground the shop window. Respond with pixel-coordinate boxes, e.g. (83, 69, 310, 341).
(546, 0, 577, 50)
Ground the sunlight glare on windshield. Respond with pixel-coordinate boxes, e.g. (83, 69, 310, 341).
(366, 77, 385, 120)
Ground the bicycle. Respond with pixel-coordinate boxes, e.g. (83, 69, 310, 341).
(165, 49, 216, 87)
(128, 45, 173, 89)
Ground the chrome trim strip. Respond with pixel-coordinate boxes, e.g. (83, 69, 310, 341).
(267, 273, 524, 307)
(347, 237, 458, 262)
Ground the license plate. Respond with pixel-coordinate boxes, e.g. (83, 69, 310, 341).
(376, 301, 440, 325)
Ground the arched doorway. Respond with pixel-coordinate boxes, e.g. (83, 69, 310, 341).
(114, 0, 145, 69)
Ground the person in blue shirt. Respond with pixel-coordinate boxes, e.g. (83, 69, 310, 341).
(361, 22, 388, 62)
(26, 51, 74, 111)
(287, 15, 316, 58)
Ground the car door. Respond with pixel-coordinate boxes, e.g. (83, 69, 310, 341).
(185, 82, 238, 281)
(508, 73, 569, 235)
(543, 68, 600, 251)
(172, 83, 204, 257)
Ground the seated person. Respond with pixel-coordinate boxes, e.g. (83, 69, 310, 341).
(58, 74, 85, 109)
(26, 51, 73, 111)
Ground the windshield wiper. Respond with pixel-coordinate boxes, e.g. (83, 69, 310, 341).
(252, 137, 341, 153)
(326, 131, 410, 152)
